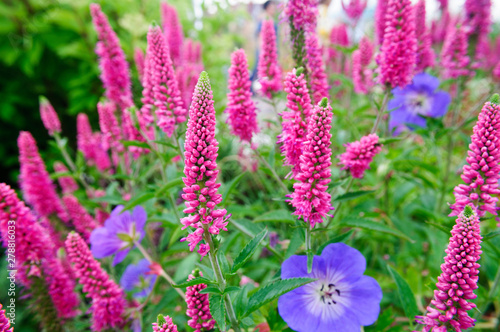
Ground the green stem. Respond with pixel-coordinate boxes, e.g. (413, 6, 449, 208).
(203, 230, 241, 332)
(305, 226, 311, 252)
(371, 90, 390, 134)
(134, 240, 185, 299)
(254, 149, 289, 194)
(53, 132, 77, 172)
(325, 177, 354, 228)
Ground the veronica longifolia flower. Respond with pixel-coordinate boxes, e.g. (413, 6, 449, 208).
(289, 98, 333, 228)
(258, 20, 282, 98)
(90, 205, 147, 265)
(450, 95, 500, 217)
(377, 0, 417, 88)
(338, 134, 382, 179)
(120, 258, 157, 298)
(0, 302, 13, 332)
(153, 314, 178, 332)
(440, 24, 470, 79)
(185, 270, 215, 332)
(39, 96, 61, 136)
(180, 72, 228, 257)
(388, 73, 451, 135)
(416, 206, 482, 332)
(278, 243, 382, 332)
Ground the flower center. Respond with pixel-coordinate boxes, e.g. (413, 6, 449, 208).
(318, 283, 341, 305)
(406, 93, 430, 115)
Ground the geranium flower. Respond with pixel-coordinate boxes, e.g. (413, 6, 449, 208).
(278, 243, 382, 332)
(90, 205, 147, 265)
(120, 259, 157, 298)
(388, 73, 451, 135)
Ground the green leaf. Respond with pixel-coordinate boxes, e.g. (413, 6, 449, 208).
(307, 251, 313, 273)
(199, 287, 222, 295)
(387, 265, 420, 326)
(244, 278, 316, 316)
(316, 230, 354, 254)
(218, 250, 230, 275)
(285, 228, 304, 259)
(155, 178, 184, 197)
(222, 172, 246, 205)
(483, 230, 500, 242)
(122, 140, 150, 149)
(334, 190, 375, 202)
(224, 286, 240, 294)
(234, 286, 249, 318)
(425, 220, 451, 235)
(172, 277, 215, 288)
(231, 228, 268, 273)
(122, 192, 155, 211)
(339, 218, 414, 242)
(254, 210, 296, 224)
(209, 294, 226, 331)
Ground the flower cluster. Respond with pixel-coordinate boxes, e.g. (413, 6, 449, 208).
(160, 3, 184, 66)
(440, 25, 470, 79)
(77, 113, 111, 172)
(341, 0, 368, 22)
(338, 134, 382, 179)
(305, 33, 329, 104)
(63, 195, 98, 242)
(39, 97, 61, 136)
(226, 49, 259, 143)
(180, 72, 228, 257)
(18, 131, 69, 222)
(285, 0, 318, 32)
(66, 231, 126, 331)
(414, 0, 435, 73)
(289, 98, 333, 228)
(90, 3, 133, 110)
(450, 96, 500, 217)
(377, 0, 417, 88)
(153, 314, 178, 332)
(185, 271, 215, 332)
(53, 161, 78, 194)
(278, 68, 313, 177)
(0, 302, 13, 332)
(352, 37, 374, 94)
(416, 206, 482, 331)
(258, 20, 282, 98)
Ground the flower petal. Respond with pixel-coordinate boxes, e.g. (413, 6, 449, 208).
(320, 243, 367, 282)
(132, 205, 147, 239)
(411, 73, 439, 92)
(342, 276, 383, 326)
(90, 227, 123, 258)
(278, 291, 321, 332)
(427, 91, 451, 117)
(112, 248, 131, 266)
(280, 255, 311, 279)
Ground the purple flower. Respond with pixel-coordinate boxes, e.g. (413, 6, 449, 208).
(278, 243, 382, 332)
(388, 73, 451, 135)
(90, 205, 147, 265)
(120, 259, 157, 298)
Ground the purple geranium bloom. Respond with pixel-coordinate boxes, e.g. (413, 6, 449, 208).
(90, 205, 147, 266)
(120, 258, 157, 298)
(388, 73, 451, 135)
(278, 243, 382, 332)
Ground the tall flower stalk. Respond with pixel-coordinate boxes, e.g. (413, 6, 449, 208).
(258, 20, 282, 98)
(180, 71, 239, 331)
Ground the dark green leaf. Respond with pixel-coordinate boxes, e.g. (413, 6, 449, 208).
(232, 228, 268, 273)
(244, 278, 316, 316)
(209, 294, 226, 331)
(483, 230, 500, 242)
(172, 277, 215, 288)
(234, 286, 249, 318)
(285, 228, 304, 259)
(339, 218, 414, 242)
(122, 140, 150, 149)
(224, 286, 240, 294)
(218, 251, 230, 275)
(199, 287, 222, 295)
(334, 190, 375, 202)
(387, 265, 420, 326)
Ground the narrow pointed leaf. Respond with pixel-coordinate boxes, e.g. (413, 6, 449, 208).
(231, 228, 268, 273)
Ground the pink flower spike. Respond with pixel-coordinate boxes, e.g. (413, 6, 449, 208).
(226, 49, 259, 143)
(90, 3, 133, 110)
(289, 98, 333, 228)
(450, 95, 500, 217)
(377, 0, 417, 88)
(97, 101, 123, 152)
(160, 3, 184, 66)
(440, 24, 470, 79)
(341, 0, 368, 22)
(54, 161, 78, 194)
(416, 205, 482, 331)
(153, 314, 178, 332)
(305, 33, 329, 104)
(63, 195, 98, 242)
(464, 0, 491, 39)
(375, 0, 388, 45)
(147, 25, 186, 137)
(278, 67, 313, 178)
(77, 113, 97, 164)
(93, 132, 112, 172)
(414, 0, 435, 73)
(285, 0, 318, 32)
(352, 37, 374, 94)
(185, 271, 215, 332)
(338, 134, 382, 179)
(0, 302, 13, 332)
(65, 231, 126, 331)
(39, 96, 61, 136)
(258, 20, 282, 98)
(134, 47, 145, 83)
(180, 72, 228, 257)
(18, 131, 69, 222)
